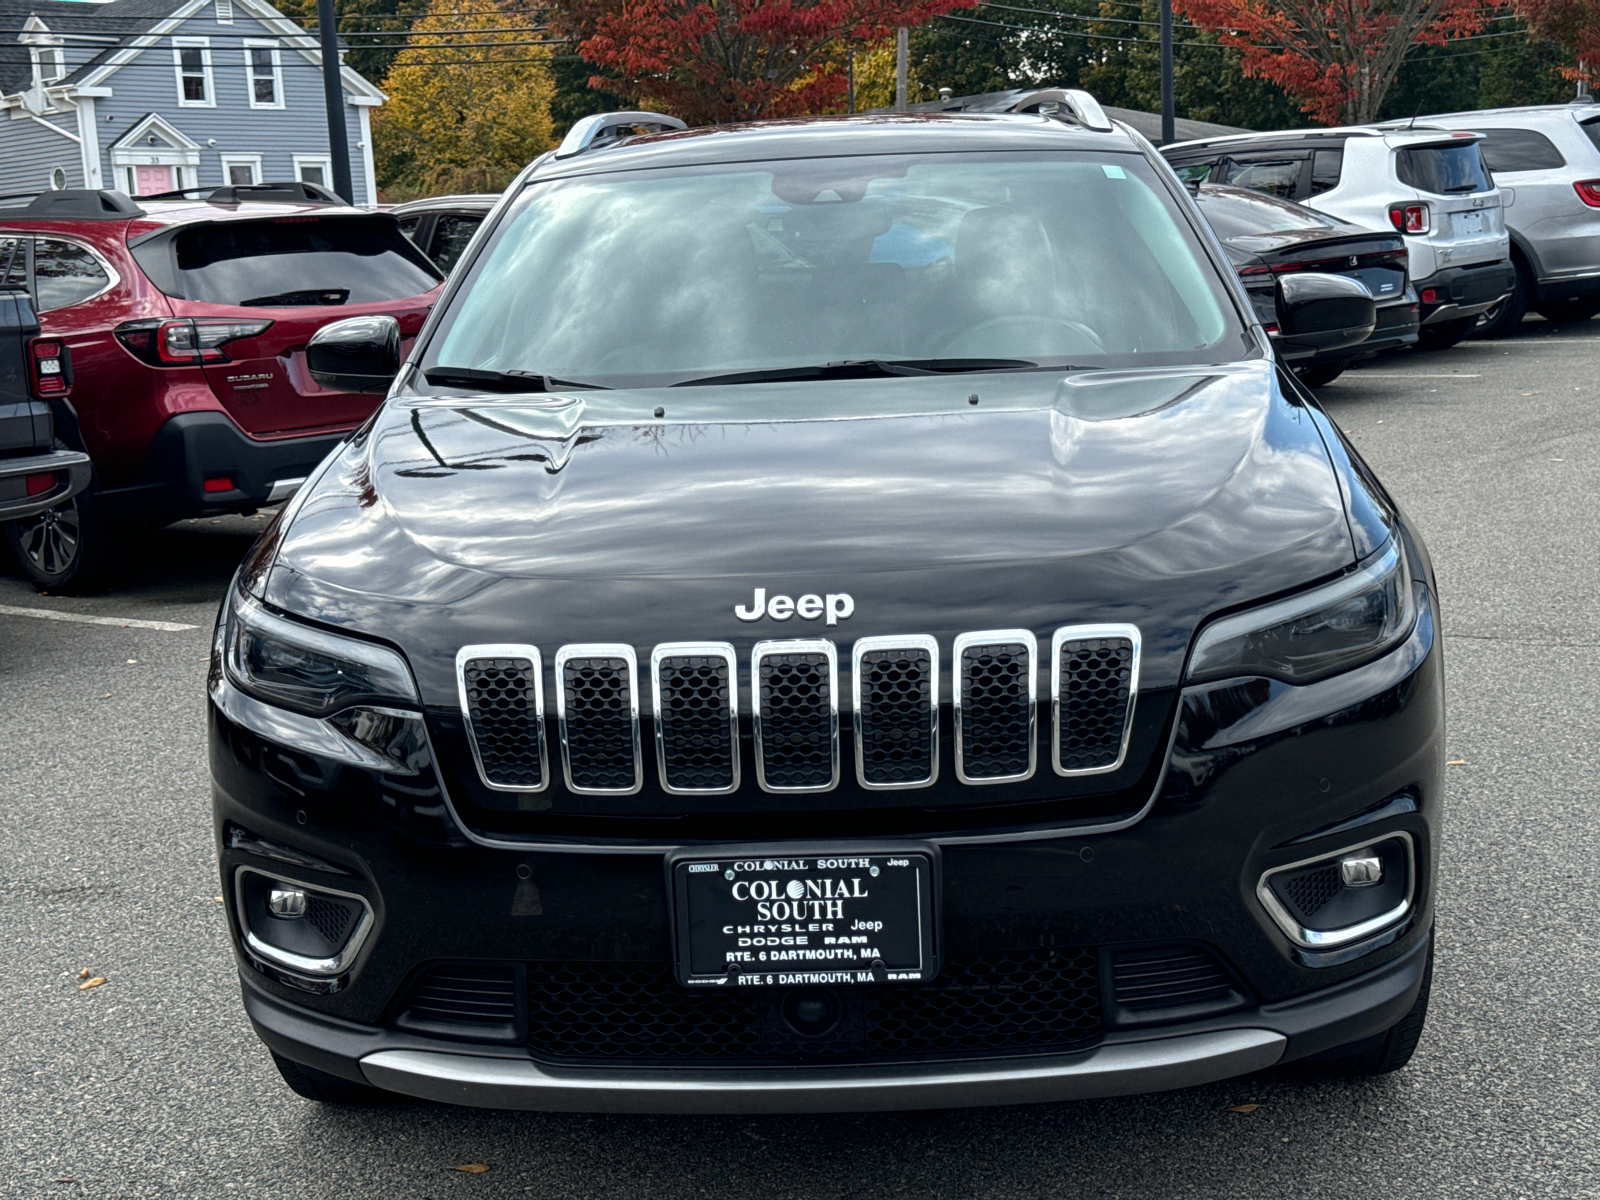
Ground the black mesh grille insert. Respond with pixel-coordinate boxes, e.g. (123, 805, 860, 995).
(1056, 636, 1134, 772)
(858, 646, 934, 786)
(959, 641, 1033, 779)
(657, 654, 735, 791)
(524, 950, 1102, 1063)
(561, 655, 636, 791)
(1281, 865, 1343, 921)
(758, 651, 834, 789)
(303, 895, 356, 946)
(400, 964, 517, 1029)
(1107, 945, 1239, 1014)
(462, 656, 543, 789)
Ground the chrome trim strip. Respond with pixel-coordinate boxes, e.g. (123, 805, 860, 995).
(651, 641, 740, 796)
(1050, 623, 1141, 778)
(455, 644, 548, 794)
(233, 865, 374, 977)
(554, 643, 642, 796)
(1256, 832, 1416, 949)
(751, 638, 839, 794)
(952, 629, 1038, 786)
(359, 1029, 1286, 1113)
(852, 634, 939, 791)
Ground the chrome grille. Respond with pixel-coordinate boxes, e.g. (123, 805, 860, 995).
(456, 645, 547, 792)
(1052, 624, 1140, 776)
(753, 639, 839, 792)
(853, 636, 938, 789)
(555, 645, 641, 795)
(954, 631, 1037, 784)
(652, 643, 739, 794)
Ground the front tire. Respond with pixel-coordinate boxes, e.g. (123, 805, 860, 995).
(1471, 260, 1531, 339)
(1291, 939, 1433, 1077)
(1415, 317, 1473, 352)
(2, 490, 112, 594)
(1535, 297, 1600, 323)
(270, 1052, 397, 1106)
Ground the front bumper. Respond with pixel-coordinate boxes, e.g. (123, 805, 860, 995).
(1415, 260, 1516, 324)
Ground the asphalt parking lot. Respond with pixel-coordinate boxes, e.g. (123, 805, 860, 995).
(2, 321, 1597, 1199)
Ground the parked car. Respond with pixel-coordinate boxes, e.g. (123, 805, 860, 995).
(0, 182, 443, 591)
(0, 283, 90, 531)
(1163, 127, 1515, 351)
(213, 102, 1441, 1113)
(392, 194, 496, 274)
(1194, 183, 1417, 385)
(1374, 102, 1600, 336)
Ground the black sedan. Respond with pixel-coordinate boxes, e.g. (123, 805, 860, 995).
(210, 106, 1440, 1113)
(1196, 184, 1419, 386)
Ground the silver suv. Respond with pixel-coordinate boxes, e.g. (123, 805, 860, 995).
(1378, 102, 1600, 336)
(1162, 128, 1515, 350)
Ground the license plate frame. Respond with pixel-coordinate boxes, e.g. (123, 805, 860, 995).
(666, 842, 940, 989)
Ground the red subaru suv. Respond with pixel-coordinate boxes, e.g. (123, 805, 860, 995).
(0, 184, 442, 591)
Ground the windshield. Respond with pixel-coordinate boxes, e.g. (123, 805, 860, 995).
(1395, 143, 1491, 195)
(1197, 187, 1342, 238)
(425, 152, 1246, 389)
(159, 216, 441, 306)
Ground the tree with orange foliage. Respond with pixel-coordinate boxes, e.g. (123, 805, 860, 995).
(547, 0, 979, 123)
(1516, 0, 1600, 82)
(1176, 0, 1497, 124)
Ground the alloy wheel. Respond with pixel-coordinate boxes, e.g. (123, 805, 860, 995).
(14, 499, 81, 577)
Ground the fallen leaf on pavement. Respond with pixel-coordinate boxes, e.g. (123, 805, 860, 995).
(1227, 1104, 1261, 1114)
(79, 977, 107, 990)
(1447, 759, 1467, 766)
(77, 968, 90, 980)
(451, 1163, 490, 1174)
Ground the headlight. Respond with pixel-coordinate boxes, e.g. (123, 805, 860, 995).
(1185, 540, 1415, 685)
(225, 593, 419, 716)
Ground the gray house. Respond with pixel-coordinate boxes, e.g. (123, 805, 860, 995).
(0, 0, 384, 203)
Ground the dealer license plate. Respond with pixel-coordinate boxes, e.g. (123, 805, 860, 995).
(668, 845, 938, 988)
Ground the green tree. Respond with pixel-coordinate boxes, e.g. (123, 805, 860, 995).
(373, 0, 557, 198)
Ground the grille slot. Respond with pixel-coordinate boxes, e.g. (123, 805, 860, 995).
(1052, 625, 1140, 776)
(1102, 943, 1249, 1027)
(853, 636, 938, 789)
(456, 645, 546, 792)
(555, 645, 641, 795)
(652, 643, 739, 794)
(753, 640, 839, 792)
(395, 963, 521, 1040)
(524, 950, 1101, 1062)
(954, 630, 1037, 784)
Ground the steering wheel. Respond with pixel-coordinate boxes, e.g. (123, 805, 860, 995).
(939, 314, 1105, 360)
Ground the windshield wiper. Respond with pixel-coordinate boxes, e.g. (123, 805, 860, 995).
(423, 366, 610, 393)
(238, 288, 349, 307)
(671, 358, 1039, 387)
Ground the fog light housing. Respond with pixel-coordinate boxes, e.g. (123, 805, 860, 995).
(1257, 834, 1413, 949)
(234, 867, 373, 991)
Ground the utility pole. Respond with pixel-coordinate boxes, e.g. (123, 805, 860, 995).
(317, 0, 354, 203)
(895, 27, 908, 112)
(1159, 0, 1174, 145)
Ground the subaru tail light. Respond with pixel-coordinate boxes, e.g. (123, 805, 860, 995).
(115, 318, 272, 366)
(1574, 180, 1600, 208)
(1388, 203, 1429, 234)
(29, 339, 70, 396)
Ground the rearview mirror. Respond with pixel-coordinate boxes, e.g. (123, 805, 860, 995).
(1272, 273, 1376, 361)
(307, 315, 401, 394)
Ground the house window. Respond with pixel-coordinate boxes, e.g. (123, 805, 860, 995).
(220, 154, 261, 186)
(173, 39, 214, 106)
(33, 45, 65, 83)
(293, 156, 332, 188)
(50, 167, 67, 190)
(245, 42, 283, 108)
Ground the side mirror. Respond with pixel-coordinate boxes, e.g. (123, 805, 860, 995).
(307, 315, 400, 393)
(1272, 273, 1376, 361)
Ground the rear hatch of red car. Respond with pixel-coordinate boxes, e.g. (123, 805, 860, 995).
(128, 209, 442, 436)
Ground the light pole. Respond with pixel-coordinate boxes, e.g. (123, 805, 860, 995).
(1159, 0, 1174, 145)
(317, 0, 355, 202)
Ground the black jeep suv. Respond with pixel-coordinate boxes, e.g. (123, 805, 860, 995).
(211, 102, 1442, 1113)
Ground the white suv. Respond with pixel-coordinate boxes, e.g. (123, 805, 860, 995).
(1163, 127, 1515, 350)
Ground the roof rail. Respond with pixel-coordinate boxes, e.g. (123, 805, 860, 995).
(555, 110, 688, 159)
(134, 180, 342, 206)
(1005, 88, 1114, 132)
(0, 188, 145, 221)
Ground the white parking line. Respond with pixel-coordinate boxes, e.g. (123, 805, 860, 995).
(0, 603, 198, 632)
(1348, 373, 1481, 379)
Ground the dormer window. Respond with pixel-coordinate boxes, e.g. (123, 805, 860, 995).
(172, 38, 215, 106)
